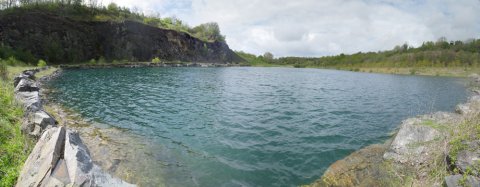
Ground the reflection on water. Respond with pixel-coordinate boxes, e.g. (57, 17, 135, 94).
(48, 67, 468, 186)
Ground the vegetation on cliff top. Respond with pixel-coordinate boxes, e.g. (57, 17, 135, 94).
(0, 0, 225, 43)
(0, 0, 236, 64)
(239, 37, 480, 76)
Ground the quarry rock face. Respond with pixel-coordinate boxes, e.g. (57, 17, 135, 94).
(0, 11, 244, 64)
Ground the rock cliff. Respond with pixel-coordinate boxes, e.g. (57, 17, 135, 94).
(0, 10, 244, 64)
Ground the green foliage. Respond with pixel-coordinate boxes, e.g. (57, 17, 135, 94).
(0, 47, 36, 64)
(449, 135, 468, 163)
(4, 56, 25, 66)
(0, 60, 6, 80)
(409, 69, 417, 75)
(37, 59, 47, 67)
(1, 1, 226, 43)
(190, 22, 226, 42)
(235, 51, 271, 66)
(251, 38, 480, 69)
(88, 58, 96, 65)
(151, 57, 161, 63)
(0, 72, 32, 186)
(97, 56, 107, 64)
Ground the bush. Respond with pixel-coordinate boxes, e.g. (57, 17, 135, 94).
(98, 56, 107, 64)
(88, 59, 97, 65)
(0, 61, 7, 80)
(5, 57, 23, 66)
(151, 57, 161, 63)
(37, 59, 47, 67)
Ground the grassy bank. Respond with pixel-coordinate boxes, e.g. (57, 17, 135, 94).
(237, 38, 480, 77)
(326, 66, 479, 77)
(0, 64, 56, 186)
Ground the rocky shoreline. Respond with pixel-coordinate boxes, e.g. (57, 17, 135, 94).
(306, 75, 480, 187)
(58, 62, 248, 69)
(13, 68, 134, 187)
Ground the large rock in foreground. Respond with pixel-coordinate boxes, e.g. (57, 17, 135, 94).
(16, 127, 134, 187)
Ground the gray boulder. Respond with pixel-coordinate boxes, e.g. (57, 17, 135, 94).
(13, 74, 30, 87)
(15, 91, 42, 112)
(21, 111, 57, 138)
(15, 78, 39, 92)
(444, 175, 480, 187)
(456, 96, 480, 116)
(64, 130, 95, 186)
(16, 127, 66, 187)
(454, 141, 480, 176)
(383, 117, 442, 164)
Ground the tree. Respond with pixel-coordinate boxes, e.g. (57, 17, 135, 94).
(191, 22, 225, 42)
(107, 2, 118, 12)
(263, 52, 274, 61)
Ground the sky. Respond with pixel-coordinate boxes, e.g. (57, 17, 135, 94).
(104, 0, 480, 57)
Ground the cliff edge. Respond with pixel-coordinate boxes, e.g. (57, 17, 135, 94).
(0, 10, 244, 64)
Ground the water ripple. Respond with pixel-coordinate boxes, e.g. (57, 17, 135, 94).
(48, 67, 468, 187)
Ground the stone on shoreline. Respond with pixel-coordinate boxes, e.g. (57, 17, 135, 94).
(15, 78, 40, 92)
(21, 110, 57, 138)
(453, 140, 480, 176)
(16, 127, 66, 187)
(383, 117, 442, 165)
(15, 91, 42, 112)
(444, 175, 480, 187)
(64, 130, 94, 186)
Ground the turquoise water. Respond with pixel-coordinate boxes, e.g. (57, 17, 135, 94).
(48, 67, 468, 186)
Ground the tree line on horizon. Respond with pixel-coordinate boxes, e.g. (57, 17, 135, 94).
(0, 0, 226, 43)
(238, 37, 480, 68)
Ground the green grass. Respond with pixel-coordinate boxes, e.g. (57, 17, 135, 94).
(0, 65, 56, 186)
(0, 73, 32, 186)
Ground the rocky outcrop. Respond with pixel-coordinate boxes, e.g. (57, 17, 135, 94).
(14, 68, 134, 186)
(0, 10, 244, 64)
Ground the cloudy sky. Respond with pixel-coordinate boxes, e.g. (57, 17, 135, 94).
(104, 0, 480, 57)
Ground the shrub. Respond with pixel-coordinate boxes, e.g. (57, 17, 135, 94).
(37, 59, 47, 67)
(152, 57, 161, 63)
(409, 69, 417, 75)
(5, 57, 23, 66)
(98, 56, 107, 64)
(0, 60, 7, 80)
(88, 59, 97, 65)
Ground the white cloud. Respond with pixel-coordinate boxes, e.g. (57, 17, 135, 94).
(105, 0, 480, 57)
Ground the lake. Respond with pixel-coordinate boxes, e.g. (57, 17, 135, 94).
(48, 67, 468, 187)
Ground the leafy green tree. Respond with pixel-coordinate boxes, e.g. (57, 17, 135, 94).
(107, 2, 118, 12)
(151, 57, 161, 63)
(37, 59, 47, 67)
(191, 22, 225, 42)
(263, 52, 274, 61)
